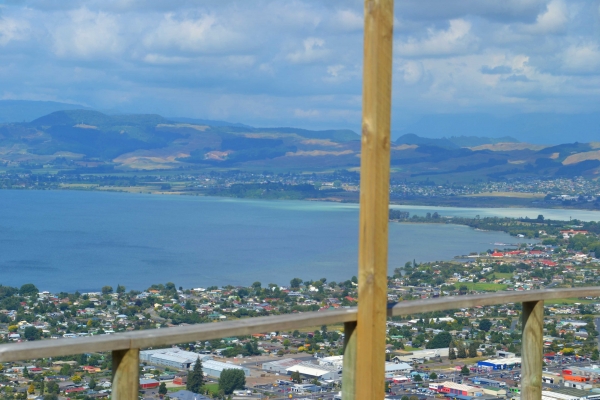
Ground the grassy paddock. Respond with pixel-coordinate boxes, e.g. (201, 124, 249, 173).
(464, 282, 508, 291)
(204, 383, 220, 395)
(486, 272, 513, 279)
(546, 298, 596, 305)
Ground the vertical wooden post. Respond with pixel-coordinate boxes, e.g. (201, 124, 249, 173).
(356, 0, 394, 399)
(112, 348, 139, 400)
(522, 301, 543, 400)
(342, 321, 357, 400)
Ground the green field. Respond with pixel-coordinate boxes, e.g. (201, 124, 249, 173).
(464, 282, 508, 291)
(204, 383, 220, 395)
(546, 298, 596, 305)
(486, 272, 513, 279)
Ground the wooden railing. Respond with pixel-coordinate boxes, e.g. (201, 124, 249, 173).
(1, 288, 600, 399)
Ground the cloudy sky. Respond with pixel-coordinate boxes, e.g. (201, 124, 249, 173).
(1, 0, 600, 131)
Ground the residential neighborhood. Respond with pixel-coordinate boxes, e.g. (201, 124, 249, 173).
(1, 221, 600, 399)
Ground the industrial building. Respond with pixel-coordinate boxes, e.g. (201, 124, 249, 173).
(286, 362, 342, 381)
(477, 357, 521, 370)
(140, 348, 210, 370)
(202, 360, 250, 378)
(469, 377, 506, 388)
(262, 358, 303, 374)
(139, 379, 160, 390)
(318, 355, 344, 369)
(435, 381, 484, 397)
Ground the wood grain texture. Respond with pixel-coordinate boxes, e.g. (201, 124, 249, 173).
(356, 0, 394, 398)
(522, 301, 543, 400)
(112, 348, 139, 400)
(342, 321, 357, 400)
(0, 288, 598, 362)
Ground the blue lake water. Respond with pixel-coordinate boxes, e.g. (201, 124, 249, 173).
(0, 190, 596, 293)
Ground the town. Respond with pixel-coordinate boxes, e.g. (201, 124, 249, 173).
(1, 171, 600, 210)
(1, 217, 600, 400)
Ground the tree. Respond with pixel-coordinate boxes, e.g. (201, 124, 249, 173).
(101, 286, 113, 295)
(429, 372, 438, 380)
(72, 375, 81, 384)
(19, 283, 39, 297)
(413, 374, 423, 382)
(427, 331, 452, 349)
(46, 381, 59, 395)
(187, 357, 204, 393)
(218, 369, 246, 395)
(457, 342, 467, 359)
(461, 366, 470, 375)
(290, 278, 302, 289)
(43, 395, 58, 400)
(89, 377, 96, 390)
(592, 349, 599, 361)
(449, 342, 457, 360)
(23, 366, 29, 378)
(468, 342, 479, 358)
(291, 370, 302, 383)
(116, 284, 126, 294)
(478, 319, 492, 332)
(28, 383, 35, 395)
(24, 326, 41, 341)
(60, 364, 72, 376)
(159, 382, 168, 396)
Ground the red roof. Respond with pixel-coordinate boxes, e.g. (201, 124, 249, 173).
(491, 252, 504, 257)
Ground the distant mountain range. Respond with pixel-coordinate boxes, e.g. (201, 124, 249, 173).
(0, 100, 92, 123)
(0, 104, 599, 181)
(395, 133, 519, 149)
(397, 112, 600, 144)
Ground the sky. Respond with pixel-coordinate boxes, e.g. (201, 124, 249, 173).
(1, 0, 600, 132)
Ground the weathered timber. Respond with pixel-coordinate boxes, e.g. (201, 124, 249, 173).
(356, 0, 394, 398)
(522, 300, 544, 400)
(0, 288, 598, 362)
(112, 348, 140, 400)
(342, 321, 357, 400)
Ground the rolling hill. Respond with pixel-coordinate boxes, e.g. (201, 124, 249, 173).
(0, 109, 598, 181)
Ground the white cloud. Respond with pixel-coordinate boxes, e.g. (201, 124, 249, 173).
(294, 108, 320, 118)
(398, 61, 424, 84)
(562, 43, 600, 73)
(52, 8, 123, 58)
(143, 53, 191, 65)
(0, 16, 29, 46)
(287, 37, 329, 64)
(143, 13, 242, 54)
(332, 9, 363, 32)
(522, 0, 568, 34)
(327, 65, 344, 78)
(396, 19, 478, 57)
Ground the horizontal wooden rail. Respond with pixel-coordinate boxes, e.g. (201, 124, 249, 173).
(0, 287, 599, 362)
(387, 286, 600, 317)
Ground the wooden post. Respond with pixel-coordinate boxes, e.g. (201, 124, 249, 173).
(342, 321, 357, 400)
(356, 0, 394, 399)
(112, 348, 139, 400)
(521, 301, 543, 400)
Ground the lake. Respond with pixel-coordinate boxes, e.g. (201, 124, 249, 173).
(0, 190, 594, 292)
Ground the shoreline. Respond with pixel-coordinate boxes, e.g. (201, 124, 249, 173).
(5, 184, 600, 213)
